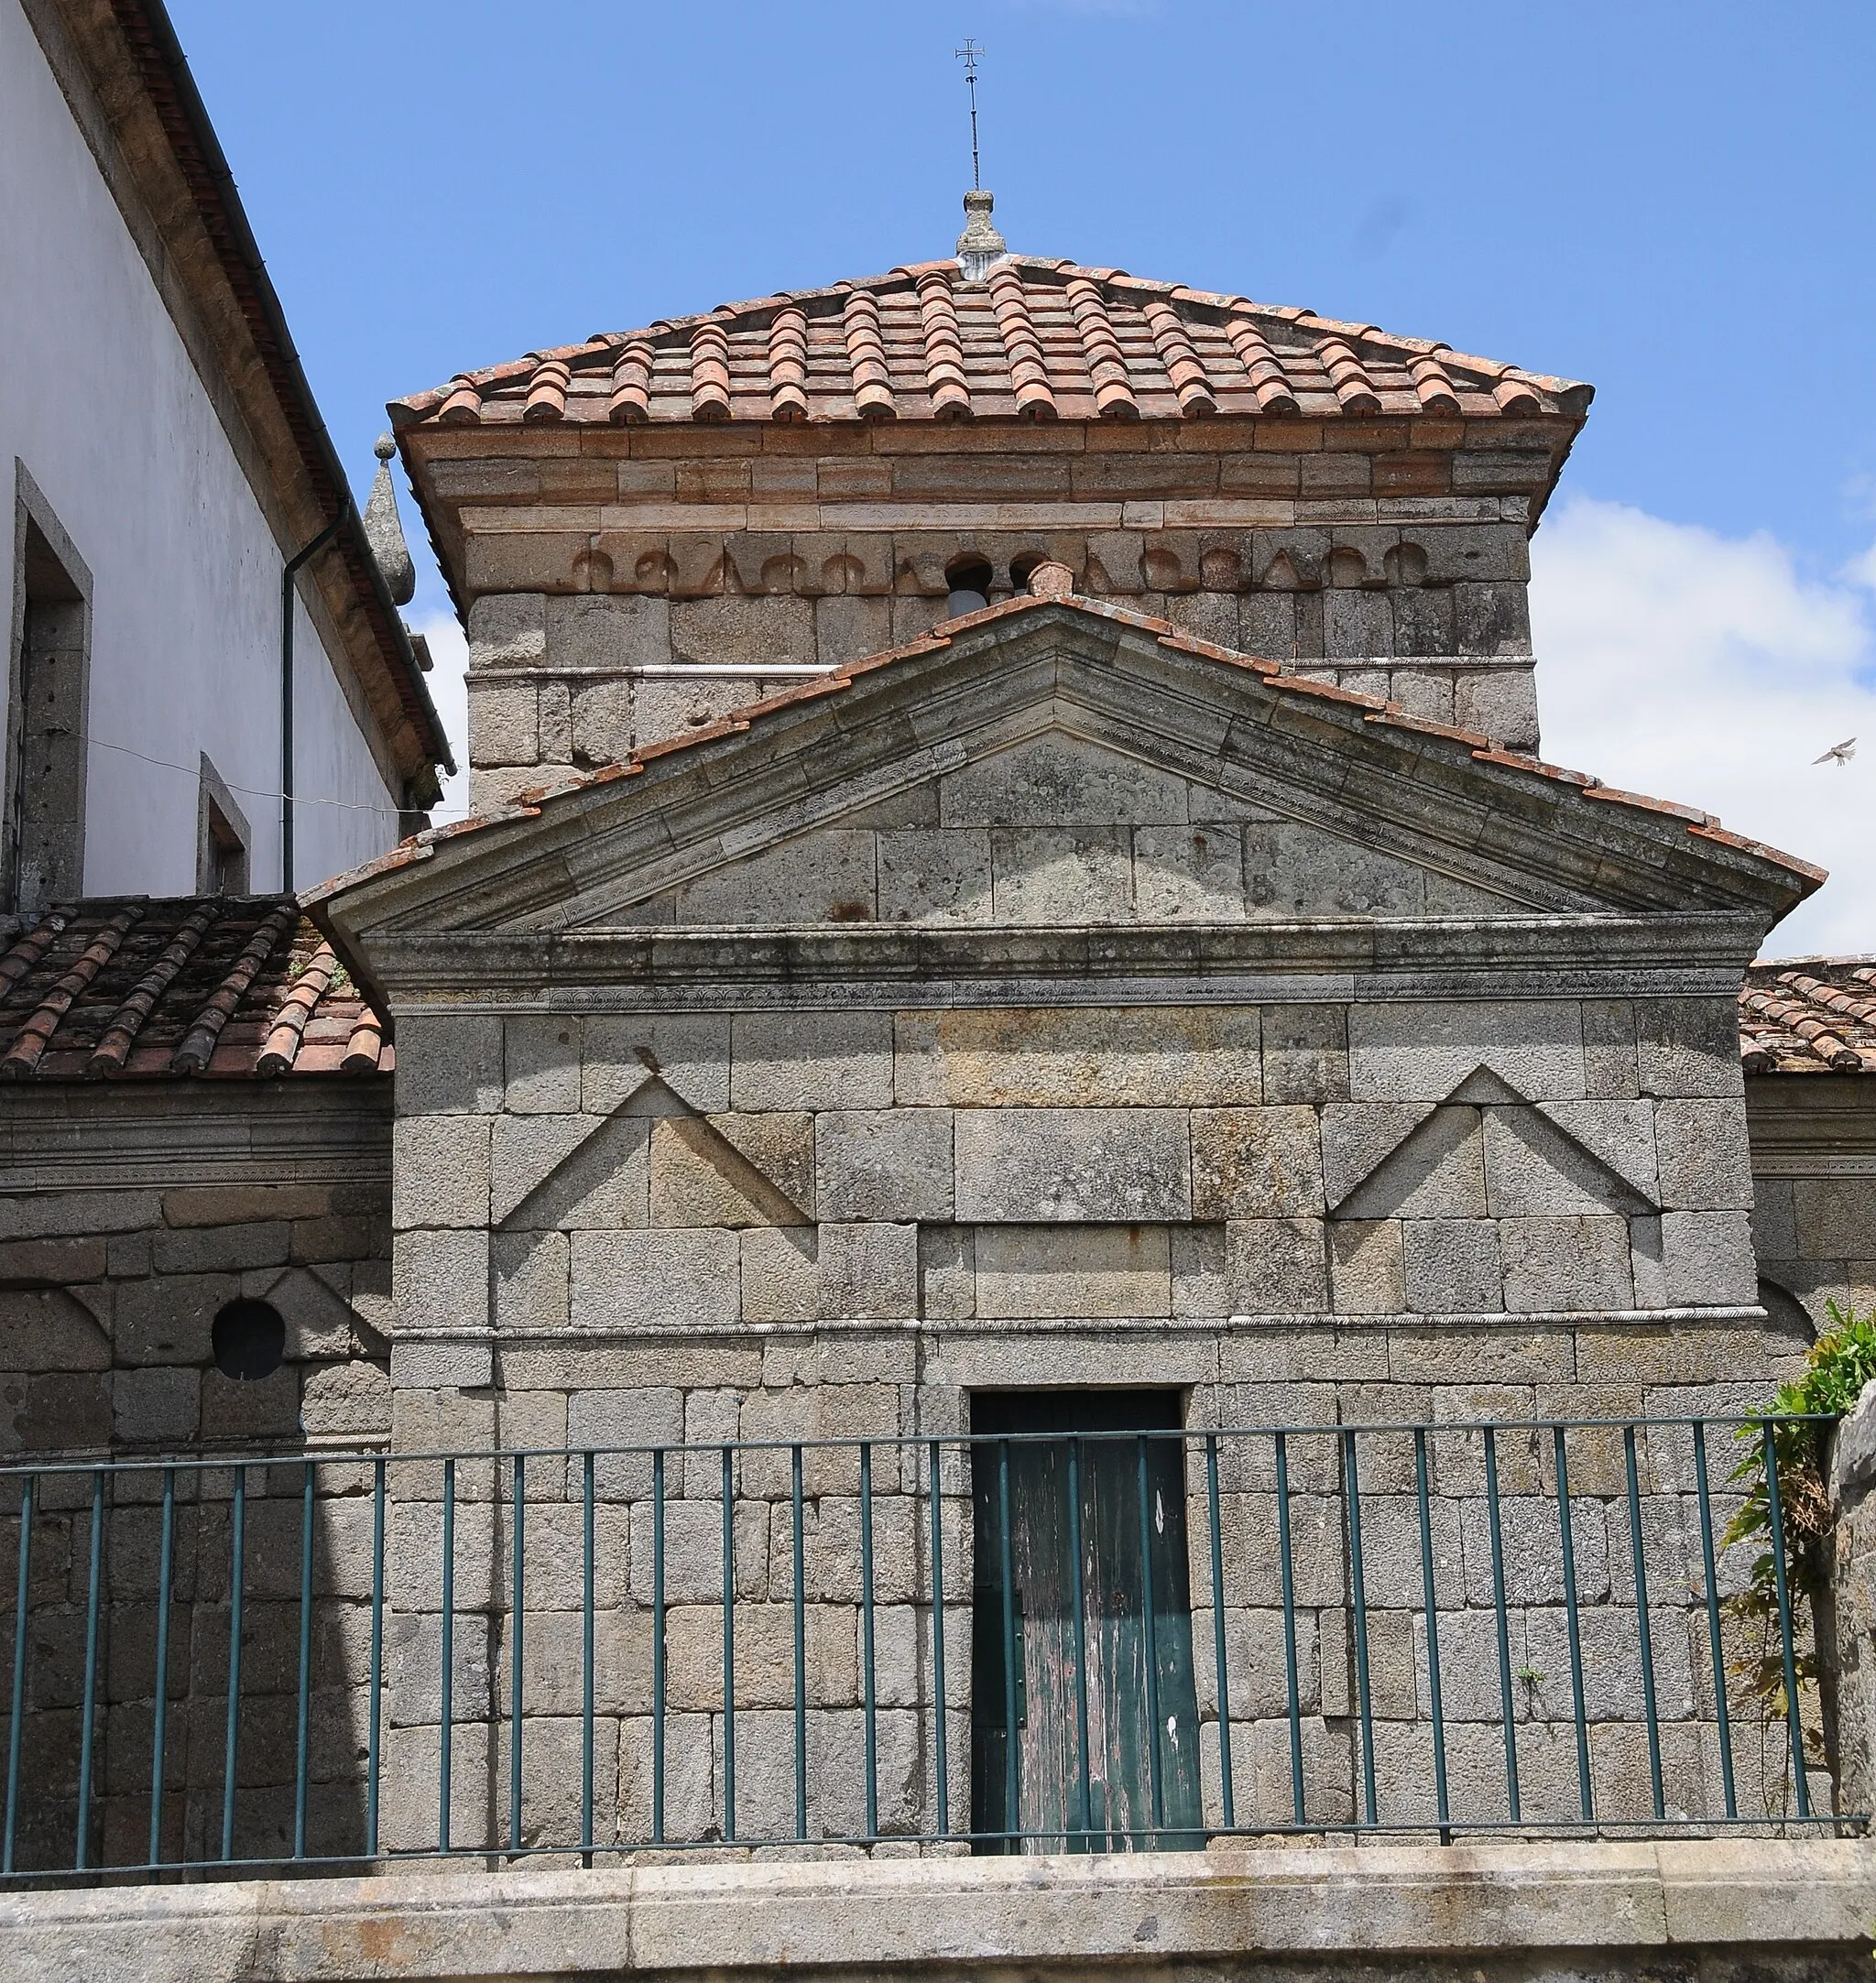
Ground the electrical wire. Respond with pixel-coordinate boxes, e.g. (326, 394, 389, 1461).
(81, 734, 471, 822)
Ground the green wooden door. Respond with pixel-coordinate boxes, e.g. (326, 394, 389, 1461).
(970, 1391, 1203, 1853)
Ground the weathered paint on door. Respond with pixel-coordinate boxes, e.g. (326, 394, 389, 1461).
(969, 1390, 1203, 1853)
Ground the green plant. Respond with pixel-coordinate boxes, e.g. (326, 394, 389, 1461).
(1723, 1302, 1876, 1757)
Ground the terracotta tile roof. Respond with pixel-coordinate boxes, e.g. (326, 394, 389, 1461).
(308, 590, 1823, 919)
(390, 257, 1589, 432)
(1741, 960, 1876, 1074)
(0, 899, 390, 1081)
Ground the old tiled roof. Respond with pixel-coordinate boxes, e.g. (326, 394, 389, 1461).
(391, 257, 1591, 432)
(1741, 960, 1876, 1074)
(0, 899, 389, 1081)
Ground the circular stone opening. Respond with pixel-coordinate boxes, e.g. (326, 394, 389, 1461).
(212, 1298, 286, 1382)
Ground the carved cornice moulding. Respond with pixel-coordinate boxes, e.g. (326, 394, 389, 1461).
(359, 913, 1765, 1008)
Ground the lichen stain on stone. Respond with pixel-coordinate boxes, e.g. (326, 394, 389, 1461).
(349, 1915, 421, 1967)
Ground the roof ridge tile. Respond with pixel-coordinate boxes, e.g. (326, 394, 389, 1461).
(840, 289, 898, 420)
(986, 267, 1057, 420)
(257, 940, 339, 1076)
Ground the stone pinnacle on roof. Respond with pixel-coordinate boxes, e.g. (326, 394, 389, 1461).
(955, 189, 1008, 283)
(362, 433, 416, 607)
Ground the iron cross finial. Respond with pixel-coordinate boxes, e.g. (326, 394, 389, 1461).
(954, 39, 984, 191)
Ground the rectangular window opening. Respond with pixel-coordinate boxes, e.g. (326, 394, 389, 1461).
(197, 754, 252, 895)
(6, 467, 92, 913)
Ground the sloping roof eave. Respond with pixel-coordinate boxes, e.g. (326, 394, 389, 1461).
(307, 593, 1823, 935)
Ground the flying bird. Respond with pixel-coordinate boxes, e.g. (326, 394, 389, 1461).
(1815, 737, 1858, 767)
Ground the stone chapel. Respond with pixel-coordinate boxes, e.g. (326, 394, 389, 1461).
(6, 198, 1876, 1878)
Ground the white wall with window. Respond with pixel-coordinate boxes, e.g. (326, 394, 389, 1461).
(0, 0, 405, 908)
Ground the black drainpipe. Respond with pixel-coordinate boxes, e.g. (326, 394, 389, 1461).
(279, 506, 350, 894)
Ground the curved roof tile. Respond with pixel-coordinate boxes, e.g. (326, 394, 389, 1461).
(1741, 960, 1876, 1073)
(0, 900, 388, 1081)
(390, 256, 1588, 431)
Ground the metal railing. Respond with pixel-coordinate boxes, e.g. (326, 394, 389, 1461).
(0, 1415, 1849, 1882)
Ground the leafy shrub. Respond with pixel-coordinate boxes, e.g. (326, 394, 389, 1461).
(1724, 1302, 1876, 1753)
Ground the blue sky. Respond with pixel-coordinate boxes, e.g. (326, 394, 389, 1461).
(169, 0, 1876, 952)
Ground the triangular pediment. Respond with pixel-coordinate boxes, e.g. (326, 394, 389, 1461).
(315, 600, 1816, 961)
(613, 723, 1533, 931)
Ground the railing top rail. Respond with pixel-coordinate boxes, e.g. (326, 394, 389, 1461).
(0, 1412, 1838, 1478)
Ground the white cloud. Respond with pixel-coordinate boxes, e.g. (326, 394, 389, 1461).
(412, 607, 472, 826)
(1531, 496, 1876, 960)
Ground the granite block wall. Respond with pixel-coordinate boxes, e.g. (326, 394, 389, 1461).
(0, 1101, 393, 1873)
(390, 994, 1770, 1355)
(356, 982, 1818, 1849)
(0, 1015, 1835, 1864)
(1744, 1077, 1876, 1333)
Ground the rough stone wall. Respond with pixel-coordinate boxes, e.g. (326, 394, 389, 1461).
(392, 995, 1772, 1356)
(369, 980, 1811, 1849)
(0, 1087, 393, 1870)
(1746, 1075, 1876, 1332)
(1, 1178, 391, 1458)
(430, 420, 1549, 806)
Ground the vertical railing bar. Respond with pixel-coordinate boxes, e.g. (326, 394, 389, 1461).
(721, 1444, 736, 1844)
(5, 1473, 35, 1876)
(860, 1442, 878, 1841)
(221, 1465, 245, 1864)
(928, 1438, 949, 1839)
(26, 1417, 1827, 1871)
(1414, 1430, 1450, 1845)
(791, 1444, 806, 1843)
(1136, 1433, 1165, 1836)
(440, 1455, 455, 1856)
(1483, 1428, 1521, 1822)
(1067, 1436, 1093, 1842)
(510, 1453, 526, 1858)
(367, 1457, 386, 1860)
(1623, 1426, 1665, 1820)
(1344, 1430, 1378, 1829)
(584, 1450, 596, 1862)
(293, 1458, 314, 1860)
(1554, 1426, 1593, 1822)
(649, 1448, 663, 1847)
(997, 1438, 1019, 1848)
(1274, 1431, 1305, 1825)
(1762, 1421, 1813, 1820)
(1205, 1433, 1234, 1833)
(1692, 1422, 1738, 1818)
(74, 1468, 103, 1873)
(148, 1465, 176, 1869)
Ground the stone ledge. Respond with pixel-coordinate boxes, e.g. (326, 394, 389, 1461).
(5, 1840, 1872, 1983)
